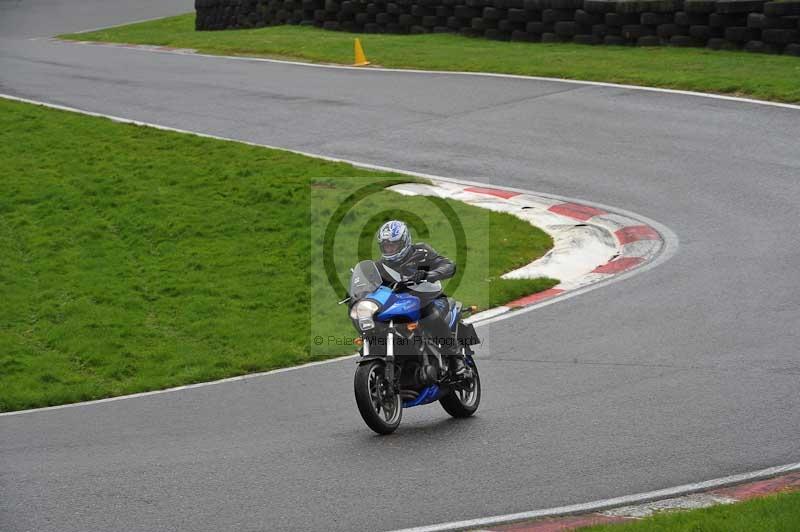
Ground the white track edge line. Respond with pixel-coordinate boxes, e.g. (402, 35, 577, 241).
(67, 15, 177, 35)
(0, 93, 677, 417)
(53, 37, 800, 112)
(0, 355, 358, 418)
(388, 462, 800, 532)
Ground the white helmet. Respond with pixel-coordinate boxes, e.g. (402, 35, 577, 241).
(377, 220, 412, 262)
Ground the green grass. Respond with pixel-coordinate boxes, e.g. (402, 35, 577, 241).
(0, 98, 556, 411)
(581, 490, 800, 531)
(61, 14, 800, 103)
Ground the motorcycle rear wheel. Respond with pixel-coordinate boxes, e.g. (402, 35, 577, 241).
(354, 361, 402, 435)
(439, 358, 481, 418)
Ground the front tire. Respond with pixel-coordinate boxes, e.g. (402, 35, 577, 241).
(439, 357, 481, 418)
(354, 361, 402, 435)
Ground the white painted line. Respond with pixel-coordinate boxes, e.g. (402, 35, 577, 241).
(68, 15, 181, 35)
(0, 94, 445, 181)
(0, 354, 358, 418)
(0, 93, 677, 416)
(51, 38, 800, 112)
(387, 462, 800, 532)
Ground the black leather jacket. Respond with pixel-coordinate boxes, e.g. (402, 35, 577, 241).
(379, 243, 456, 283)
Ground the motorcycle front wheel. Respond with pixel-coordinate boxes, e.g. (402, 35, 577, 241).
(439, 357, 481, 418)
(354, 360, 402, 435)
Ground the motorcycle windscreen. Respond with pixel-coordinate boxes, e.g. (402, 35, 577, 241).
(405, 280, 443, 308)
(349, 260, 383, 299)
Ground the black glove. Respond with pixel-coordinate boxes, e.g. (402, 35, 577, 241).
(408, 270, 427, 284)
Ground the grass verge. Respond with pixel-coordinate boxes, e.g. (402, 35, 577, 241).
(582, 490, 800, 531)
(61, 14, 800, 103)
(0, 98, 556, 411)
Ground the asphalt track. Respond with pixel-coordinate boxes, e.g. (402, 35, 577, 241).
(2, 2, 800, 531)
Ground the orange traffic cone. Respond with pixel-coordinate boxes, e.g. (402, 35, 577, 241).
(353, 38, 370, 67)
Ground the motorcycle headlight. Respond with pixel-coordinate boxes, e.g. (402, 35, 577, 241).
(350, 300, 379, 331)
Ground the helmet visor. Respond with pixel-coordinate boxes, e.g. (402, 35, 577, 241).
(380, 240, 404, 257)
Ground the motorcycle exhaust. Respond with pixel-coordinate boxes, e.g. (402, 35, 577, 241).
(399, 390, 419, 401)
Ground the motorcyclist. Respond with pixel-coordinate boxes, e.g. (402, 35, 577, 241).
(376, 220, 466, 375)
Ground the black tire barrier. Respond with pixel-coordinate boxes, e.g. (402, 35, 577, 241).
(670, 34, 705, 45)
(195, 0, 800, 54)
(605, 12, 640, 26)
(744, 38, 778, 51)
(657, 22, 685, 37)
(543, 8, 576, 22)
(641, 11, 673, 25)
(707, 36, 737, 48)
(724, 25, 757, 42)
(765, 1, 800, 15)
(604, 34, 628, 44)
(622, 23, 655, 39)
(573, 32, 601, 43)
(575, 9, 602, 24)
(685, 0, 717, 14)
(637, 34, 661, 44)
(709, 13, 747, 27)
(675, 11, 709, 26)
(716, 0, 766, 14)
(763, 28, 799, 43)
(689, 24, 713, 38)
(555, 20, 579, 35)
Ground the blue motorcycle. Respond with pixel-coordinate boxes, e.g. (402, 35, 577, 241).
(346, 260, 481, 434)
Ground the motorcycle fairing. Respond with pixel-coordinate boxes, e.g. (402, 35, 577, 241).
(366, 285, 393, 307)
(376, 291, 422, 322)
(402, 385, 440, 408)
(447, 305, 459, 329)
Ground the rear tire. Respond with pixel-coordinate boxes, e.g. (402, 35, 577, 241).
(354, 361, 402, 435)
(439, 357, 481, 418)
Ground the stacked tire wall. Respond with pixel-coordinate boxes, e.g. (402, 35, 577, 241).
(195, 0, 800, 55)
